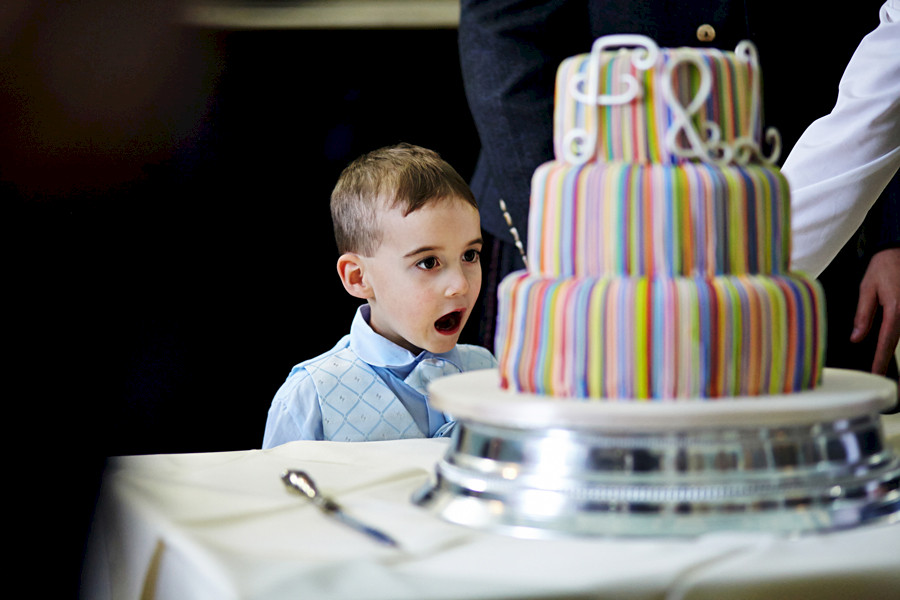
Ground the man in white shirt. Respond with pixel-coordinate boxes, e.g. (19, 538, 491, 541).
(783, 1, 900, 379)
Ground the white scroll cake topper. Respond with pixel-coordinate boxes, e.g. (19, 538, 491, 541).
(661, 39, 781, 166)
(563, 35, 660, 164)
(733, 40, 781, 165)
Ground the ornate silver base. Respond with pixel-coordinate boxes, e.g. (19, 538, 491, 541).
(413, 369, 900, 537)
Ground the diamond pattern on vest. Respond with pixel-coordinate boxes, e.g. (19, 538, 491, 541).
(309, 344, 496, 442)
(310, 351, 420, 442)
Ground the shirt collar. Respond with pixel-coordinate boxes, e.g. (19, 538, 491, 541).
(348, 304, 462, 371)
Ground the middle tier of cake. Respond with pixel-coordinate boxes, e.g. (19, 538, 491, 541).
(495, 271, 825, 399)
(528, 161, 790, 278)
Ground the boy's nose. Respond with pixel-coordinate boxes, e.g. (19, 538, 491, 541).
(444, 266, 470, 297)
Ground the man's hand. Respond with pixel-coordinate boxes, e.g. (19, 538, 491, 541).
(851, 247, 900, 374)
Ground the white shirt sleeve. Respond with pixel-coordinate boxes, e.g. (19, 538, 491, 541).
(783, 0, 900, 277)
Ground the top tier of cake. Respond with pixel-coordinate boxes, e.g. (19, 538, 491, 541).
(553, 35, 778, 167)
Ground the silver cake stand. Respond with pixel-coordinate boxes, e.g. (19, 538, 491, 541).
(413, 368, 900, 537)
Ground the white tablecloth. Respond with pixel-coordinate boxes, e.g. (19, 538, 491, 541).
(82, 414, 900, 600)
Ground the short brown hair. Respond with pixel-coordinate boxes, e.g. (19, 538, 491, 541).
(330, 143, 477, 255)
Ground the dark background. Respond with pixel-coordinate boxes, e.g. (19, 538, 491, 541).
(6, 4, 478, 596)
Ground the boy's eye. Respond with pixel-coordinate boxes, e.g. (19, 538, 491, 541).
(463, 249, 481, 263)
(417, 256, 439, 270)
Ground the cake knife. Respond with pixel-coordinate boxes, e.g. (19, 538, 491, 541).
(281, 469, 400, 548)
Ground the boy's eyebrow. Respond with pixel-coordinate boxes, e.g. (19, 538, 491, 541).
(403, 246, 439, 258)
(403, 237, 484, 258)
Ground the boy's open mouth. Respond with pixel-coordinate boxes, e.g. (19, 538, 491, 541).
(434, 310, 464, 334)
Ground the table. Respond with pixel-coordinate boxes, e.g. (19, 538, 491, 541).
(82, 415, 900, 600)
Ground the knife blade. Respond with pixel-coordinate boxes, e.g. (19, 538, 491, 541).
(281, 469, 399, 548)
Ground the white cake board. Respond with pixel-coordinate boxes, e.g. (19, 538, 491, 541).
(429, 368, 897, 431)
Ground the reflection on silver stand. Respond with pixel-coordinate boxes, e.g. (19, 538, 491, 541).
(413, 369, 900, 537)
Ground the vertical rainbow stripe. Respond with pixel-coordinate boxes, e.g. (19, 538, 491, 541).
(496, 273, 826, 400)
(528, 162, 790, 279)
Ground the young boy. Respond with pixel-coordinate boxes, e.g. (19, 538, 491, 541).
(262, 143, 497, 446)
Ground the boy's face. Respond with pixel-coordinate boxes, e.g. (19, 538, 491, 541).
(360, 197, 483, 355)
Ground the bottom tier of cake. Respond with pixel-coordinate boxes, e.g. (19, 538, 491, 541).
(495, 271, 826, 399)
(413, 369, 900, 537)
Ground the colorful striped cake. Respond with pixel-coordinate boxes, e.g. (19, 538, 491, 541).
(495, 35, 826, 399)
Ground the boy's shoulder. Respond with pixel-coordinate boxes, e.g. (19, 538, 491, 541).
(289, 335, 357, 375)
(454, 344, 498, 370)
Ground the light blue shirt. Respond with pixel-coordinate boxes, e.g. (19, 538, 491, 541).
(262, 305, 496, 447)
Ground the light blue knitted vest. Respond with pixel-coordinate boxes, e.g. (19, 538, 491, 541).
(308, 345, 495, 442)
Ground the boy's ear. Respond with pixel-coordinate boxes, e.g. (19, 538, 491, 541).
(336, 253, 373, 299)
